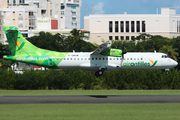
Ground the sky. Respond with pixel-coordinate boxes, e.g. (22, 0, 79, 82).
(80, 0, 180, 29)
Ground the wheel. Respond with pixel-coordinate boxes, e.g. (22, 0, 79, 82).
(99, 71, 103, 75)
(95, 71, 103, 77)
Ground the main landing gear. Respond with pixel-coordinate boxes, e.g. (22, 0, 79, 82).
(95, 67, 106, 77)
(95, 70, 104, 77)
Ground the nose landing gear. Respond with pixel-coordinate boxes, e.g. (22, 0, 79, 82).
(165, 69, 169, 75)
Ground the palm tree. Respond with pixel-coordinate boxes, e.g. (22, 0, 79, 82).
(159, 45, 179, 61)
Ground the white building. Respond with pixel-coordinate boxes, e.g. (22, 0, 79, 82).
(0, 0, 82, 44)
(84, 8, 180, 44)
(60, 0, 82, 29)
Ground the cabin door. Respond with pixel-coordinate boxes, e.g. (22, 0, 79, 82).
(48, 58, 53, 66)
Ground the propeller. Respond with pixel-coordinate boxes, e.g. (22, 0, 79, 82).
(121, 42, 127, 66)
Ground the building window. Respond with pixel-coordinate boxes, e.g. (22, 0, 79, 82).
(34, 3, 39, 8)
(41, 10, 46, 15)
(7, 0, 9, 3)
(137, 21, 140, 32)
(60, 11, 64, 15)
(115, 21, 119, 32)
(131, 36, 135, 40)
(115, 36, 119, 40)
(120, 21, 124, 32)
(126, 36, 129, 40)
(72, 23, 77, 26)
(109, 21, 113, 32)
(126, 21, 129, 32)
(109, 36, 113, 40)
(142, 21, 146, 32)
(72, 6, 76, 9)
(72, 12, 76, 15)
(50, 10, 52, 16)
(22, 34, 28, 37)
(13, 11, 15, 14)
(120, 36, 124, 40)
(13, 0, 16, 4)
(72, 17, 76, 21)
(131, 21, 135, 32)
(61, 6, 65, 10)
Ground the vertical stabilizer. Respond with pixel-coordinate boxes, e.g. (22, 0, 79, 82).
(3, 26, 37, 55)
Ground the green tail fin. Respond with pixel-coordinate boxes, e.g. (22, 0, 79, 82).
(3, 26, 37, 55)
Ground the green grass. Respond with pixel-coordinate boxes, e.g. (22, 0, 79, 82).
(0, 104, 180, 120)
(0, 90, 180, 96)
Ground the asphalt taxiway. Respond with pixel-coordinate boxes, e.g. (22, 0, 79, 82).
(0, 95, 180, 104)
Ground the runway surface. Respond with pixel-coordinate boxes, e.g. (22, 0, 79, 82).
(0, 95, 180, 104)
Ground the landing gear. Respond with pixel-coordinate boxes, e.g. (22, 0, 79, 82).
(95, 66, 106, 77)
(95, 70, 103, 77)
(165, 69, 169, 75)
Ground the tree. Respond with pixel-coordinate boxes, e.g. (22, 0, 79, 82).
(159, 45, 179, 61)
(0, 43, 16, 68)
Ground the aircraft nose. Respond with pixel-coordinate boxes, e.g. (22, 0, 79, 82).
(174, 61, 178, 66)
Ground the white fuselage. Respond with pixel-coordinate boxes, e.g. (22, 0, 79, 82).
(58, 52, 178, 71)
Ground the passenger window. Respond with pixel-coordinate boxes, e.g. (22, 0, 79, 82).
(96, 58, 97, 60)
(106, 58, 108, 60)
(92, 58, 94, 60)
(85, 58, 87, 60)
(141, 58, 143, 60)
(120, 58, 122, 60)
(131, 58, 132, 60)
(89, 58, 90, 60)
(103, 58, 105, 60)
(113, 58, 115, 60)
(117, 58, 119, 60)
(67, 58, 69, 60)
(127, 58, 129, 60)
(71, 58, 72, 60)
(60, 58, 62, 60)
(74, 58, 76, 60)
(64, 58, 66, 60)
(110, 58, 112, 60)
(57, 58, 59, 60)
(77, 58, 79, 60)
(134, 58, 136, 60)
(99, 58, 101, 60)
(81, 58, 83, 60)
(137, 58, 139, 60)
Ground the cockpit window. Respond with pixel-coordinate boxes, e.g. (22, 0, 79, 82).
(162, 55, 170, 58)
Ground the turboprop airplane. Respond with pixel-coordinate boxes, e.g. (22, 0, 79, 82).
(3, 26, 178, 77)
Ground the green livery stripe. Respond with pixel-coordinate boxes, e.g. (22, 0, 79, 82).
(151, 61, 158, 67)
